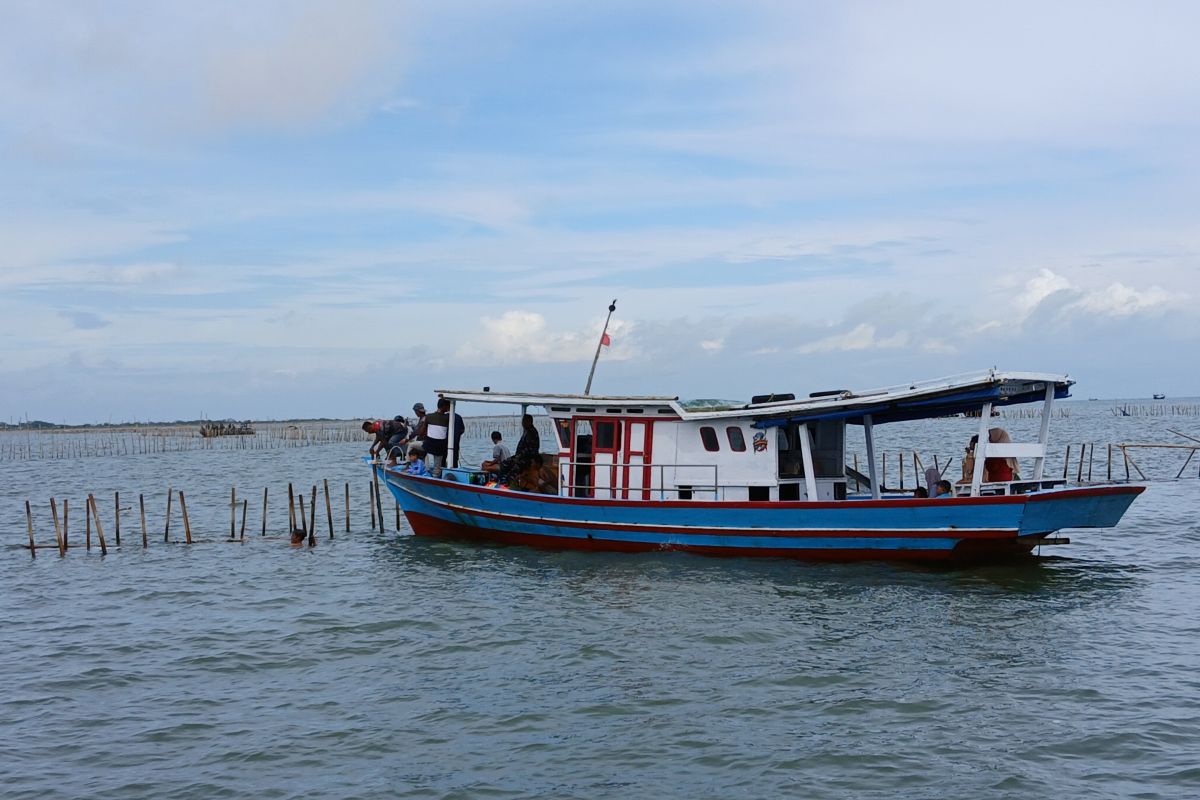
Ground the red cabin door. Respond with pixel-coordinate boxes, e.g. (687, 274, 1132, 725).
(590, 418, 622, 499)
(621, 420, 653, 499)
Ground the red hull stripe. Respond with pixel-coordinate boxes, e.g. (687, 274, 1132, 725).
(394, 483, 1017, 540)
(401, 512, 1030, 562)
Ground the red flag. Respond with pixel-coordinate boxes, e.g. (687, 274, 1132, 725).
(600, 332, 611, 347)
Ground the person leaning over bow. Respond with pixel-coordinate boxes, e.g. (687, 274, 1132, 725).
(363, 417, 409, 467)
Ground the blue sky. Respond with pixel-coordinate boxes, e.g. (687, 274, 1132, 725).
(2, 1, 1198, 423)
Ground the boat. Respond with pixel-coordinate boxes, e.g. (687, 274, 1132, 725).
(1153, 393, 1166, 400)
(373, 370, 1143, 563)
(200, 421, 256, 438)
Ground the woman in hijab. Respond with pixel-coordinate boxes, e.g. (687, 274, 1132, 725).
(498, 414, 540, 486)
(985, 428, 1018, 482)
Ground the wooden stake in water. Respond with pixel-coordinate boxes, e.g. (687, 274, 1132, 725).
(139, 494, 148, 548)
(88, 494, 108, 555)
(240, 499, 248, 542)
(262, 487, 268, 537)
(63, 498, 69, 550)
(309, 486, 317, 547)
(298, 493, 308, 536)
(344, 482, 350, 532)
(229, 487, 237, 539)
(25, 500, 36, 558)
(373, 468, 384, 531)
(395, 501, 400, 532)
(178, 491, 193, 544)
(324, 479, 334, 539)
(114, 491, 121, 546)
(164, 486, 173, 543)
(288, 483, 296, 532)
(87, 497, 93, 551)
(50, 498, 65, 557)
(369, 482, 377, 530)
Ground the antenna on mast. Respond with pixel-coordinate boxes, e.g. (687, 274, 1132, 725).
(584, 299, 617, 395)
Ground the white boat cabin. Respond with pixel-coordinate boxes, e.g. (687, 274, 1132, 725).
(438, 370, 1073, 501)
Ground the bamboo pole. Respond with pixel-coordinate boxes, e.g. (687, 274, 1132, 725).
(240, 499, 248, 541)
(369, 482, 377, 530)
(139, 494, 148, 548)
(899, 452, 904, 490)
(1076, 444, 1086, 483)
(178, 491, 193, 544)
(114, 491, 121, 546)
(324, 479, 334, 539)
(1107, 444, 1112, 481)
(1123, 446, 1131, 481)
(164, 486, 173, 542)
(288, 483, 296, 532)
(230, 487, 237, 539)
(309, 486, 317, 547)
(912, 451, 922, 488)
(1063, 445, 1071, 480)
(63, 498, 69, 549)
(261, 487, 268, 536)
(298, 493, 308, 535)
(1087, 444, 1094, 482)
(51, 498, 65, 556)
(1126, 450, 1147, 481)
(344, 482, 350, 532)
(852, 453, 859, 492)
(373, 467, 385, 530)
(25, 500, 36, 558)
(87, 497, 92, 550)
(1175, 449, 1195, 480)
(89, 494, 108, 555)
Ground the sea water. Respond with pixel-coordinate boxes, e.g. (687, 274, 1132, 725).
(2, 401, 1199, 799)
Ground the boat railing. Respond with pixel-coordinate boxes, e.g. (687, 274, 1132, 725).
(929, 478, 1067, 497)
(557, 460, 720, 500)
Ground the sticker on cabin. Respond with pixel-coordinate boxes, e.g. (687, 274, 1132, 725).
(752, 431, 768, 452)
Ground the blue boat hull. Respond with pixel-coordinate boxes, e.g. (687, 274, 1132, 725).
(379, 469, 1144, 562)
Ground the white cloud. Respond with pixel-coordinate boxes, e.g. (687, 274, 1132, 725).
(1073, 282, 1171, 318)
(1013, 268, 1174, 321)
(798, 323, 909, 354)
(456, 310, 630, 365)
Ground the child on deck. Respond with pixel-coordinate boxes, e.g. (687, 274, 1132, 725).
(403, 447, 429, 477)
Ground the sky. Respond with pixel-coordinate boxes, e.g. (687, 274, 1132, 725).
(2, 0, 1198, 423)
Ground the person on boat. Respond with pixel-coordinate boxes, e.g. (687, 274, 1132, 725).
(481, 431, 512, 475)
(924, 467, 940, 496)
(498, 414, 540, 486)
(363, 417, 410, 466)
(409, 402, 428, 451)
(985, 428, 1018, 482)
(913, 486, 929, 498)
(958, 435, 978, 485)
(933, 480, 955, 498)
(403, 446, 429, 476)
(423, 398, 463, 476)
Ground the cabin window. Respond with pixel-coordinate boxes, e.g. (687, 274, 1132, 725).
(726, 427, 746, 452)
(596, 420, 619, 450)
(699, 426, 720, 452)
(779, 483, 801, 501)
(748, 486, 770, 501)
(776, 421, 845, 478)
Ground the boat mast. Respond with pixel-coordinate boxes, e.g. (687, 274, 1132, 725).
(583, 299, 617, 395)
